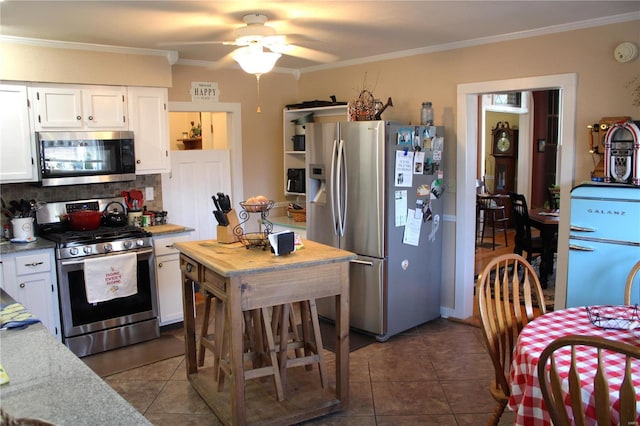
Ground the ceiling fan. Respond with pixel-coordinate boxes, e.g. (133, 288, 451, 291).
(162, 13, 337, 69)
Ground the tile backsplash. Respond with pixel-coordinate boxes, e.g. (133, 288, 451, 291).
(0, 174, 163, 228)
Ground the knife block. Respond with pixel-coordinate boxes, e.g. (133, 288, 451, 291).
(217, 209, 240, 244)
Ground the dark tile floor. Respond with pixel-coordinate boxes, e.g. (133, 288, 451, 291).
(104, 309, 516, 425)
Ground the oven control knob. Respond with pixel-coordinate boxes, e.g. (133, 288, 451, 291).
(103, 243, 113, 253)
(69, 247, 79, 256)
(123, 240, 133, 249)
(83, 246, 92, 254)
(136, 239, 145, 247)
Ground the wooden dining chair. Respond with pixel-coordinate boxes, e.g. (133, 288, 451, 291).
(508, 192, 544, 264)
(537, 335, 640, 426)
(476, 195, 509, 250)
(476, 253, 547, 425)
(623, 260, 640, 305)
(547, 186, 560, 210)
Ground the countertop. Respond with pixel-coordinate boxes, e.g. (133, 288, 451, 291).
(0, 223, 192, 255)
(0, 290, 151, 425)
(267, 215, 306, 231)
(0, 237, 56, 255)
(143, 223, 194, 235)
(174, 238, 355, 277)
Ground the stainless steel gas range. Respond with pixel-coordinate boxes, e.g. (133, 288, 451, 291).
(37, 197, 159, 357)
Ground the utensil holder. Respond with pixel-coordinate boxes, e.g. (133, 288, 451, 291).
(217, 209, 240, 244)
(11, 217, 34, 241)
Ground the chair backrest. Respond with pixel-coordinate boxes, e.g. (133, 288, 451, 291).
(624, 260, 640, 305)
(509, 192, 534, 249)
(476, 253, 547, 397)
(537, 335, 640, 426)
(547, 186, 561, 210)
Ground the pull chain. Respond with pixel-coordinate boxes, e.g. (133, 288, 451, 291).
(255, 74, 262, 113)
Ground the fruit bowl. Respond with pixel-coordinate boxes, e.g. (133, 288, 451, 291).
(239, 199, 274, 213)
(239, 232, 270, 250)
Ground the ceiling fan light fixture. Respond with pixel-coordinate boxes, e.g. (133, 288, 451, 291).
(232, 46, 281, 75)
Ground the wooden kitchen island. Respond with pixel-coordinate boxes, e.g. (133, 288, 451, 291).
(174, 239, 355, 426)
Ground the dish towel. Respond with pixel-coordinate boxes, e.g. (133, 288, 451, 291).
(0, 302, 40, 329)
(84, 253, 138, 304)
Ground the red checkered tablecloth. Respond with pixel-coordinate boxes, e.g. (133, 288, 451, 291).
(508, 306, 640, 426)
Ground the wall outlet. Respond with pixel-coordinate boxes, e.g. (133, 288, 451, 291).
(145, 187, 154, 201)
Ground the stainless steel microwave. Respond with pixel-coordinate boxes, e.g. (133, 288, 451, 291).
(36, 131, 136, 186)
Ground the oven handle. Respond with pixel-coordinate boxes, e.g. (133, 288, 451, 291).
(59, 248, 154, 266)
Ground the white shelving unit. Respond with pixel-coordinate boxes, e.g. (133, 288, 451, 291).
(283, 105, 348, 198)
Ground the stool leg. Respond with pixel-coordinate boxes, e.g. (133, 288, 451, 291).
(198, 292, 213, 367)
(260, 307, 285, 401)
(307, 299, 328, 388)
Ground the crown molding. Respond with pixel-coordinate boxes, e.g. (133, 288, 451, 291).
(299, 11, 640, 74)
(0, 35, 179, 65)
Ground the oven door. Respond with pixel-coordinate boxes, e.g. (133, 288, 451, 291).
(57, 248, 158, 338)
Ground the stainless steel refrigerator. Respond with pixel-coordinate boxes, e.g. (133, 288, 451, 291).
(566, 183, 640, 307)
(306, 121, 444, 341)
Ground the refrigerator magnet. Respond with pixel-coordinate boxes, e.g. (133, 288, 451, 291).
(397, 128, 413, 147)
(416, 184, 430, 197)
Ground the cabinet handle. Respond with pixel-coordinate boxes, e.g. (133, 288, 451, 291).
(88, 115, 94, 120)
(186, 263, 193, 273)
(158, 262, 163, 268)
(165, 244, 175, 249)
(76, 116, 81, 120)
(136, 159, 141, 164)
(19, 283, 25, 288)
(25, 261, 44, 267)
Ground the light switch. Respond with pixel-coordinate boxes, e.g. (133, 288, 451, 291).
(145, 187, 154, 201)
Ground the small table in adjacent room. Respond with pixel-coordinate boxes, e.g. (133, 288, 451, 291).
(508, 306, 640, 425)
(528, 209, 559, 284)
(174, 239, 356, 425)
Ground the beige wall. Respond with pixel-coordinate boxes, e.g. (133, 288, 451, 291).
(298, 20, 640, 197)
(169, 65, 299, 200)
(0, 42, 171, 87)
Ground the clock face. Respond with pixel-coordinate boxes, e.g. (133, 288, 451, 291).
(497, 135, 511, 152)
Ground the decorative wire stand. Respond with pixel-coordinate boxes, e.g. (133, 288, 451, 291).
(234, 200, 275, 250)
(586, 305, 640, 330)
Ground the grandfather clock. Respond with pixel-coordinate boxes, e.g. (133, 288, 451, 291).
(491, 121, 518, 195)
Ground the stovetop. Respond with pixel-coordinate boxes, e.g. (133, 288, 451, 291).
(40, 225, 150, 245)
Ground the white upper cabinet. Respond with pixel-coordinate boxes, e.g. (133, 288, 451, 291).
(29, 84, 127, 131)
(127, 86, 170, 174)
(0, 83, 37, 183)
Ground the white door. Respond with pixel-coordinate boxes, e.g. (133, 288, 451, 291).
(162, 150, 232, 241)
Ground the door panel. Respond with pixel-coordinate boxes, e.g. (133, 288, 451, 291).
(162, 150, 231, 242)
(340, 121, 385, 258)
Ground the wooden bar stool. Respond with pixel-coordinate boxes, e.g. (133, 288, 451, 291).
(216, 305, 285, 402)
(274, 300, 328, 390)
(476, 194, 509, 250)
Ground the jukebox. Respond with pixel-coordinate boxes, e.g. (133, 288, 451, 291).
(603, 120, 640, 186)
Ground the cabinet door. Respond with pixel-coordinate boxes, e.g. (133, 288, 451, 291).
(82, 87, 127, 129)
(0, 83, 36, 183)
(16, 272, 55, 336)
(30, 86, 84, 129)
(154, 233, 191, 325)
(128, 87, 170, 174)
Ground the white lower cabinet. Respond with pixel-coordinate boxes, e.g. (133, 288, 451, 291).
(0, 249, 61, 340)
(153, 232, 191, 325)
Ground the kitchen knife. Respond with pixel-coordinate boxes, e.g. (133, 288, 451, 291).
(212, 195, 221, 211)
(213, 210, 228, 226)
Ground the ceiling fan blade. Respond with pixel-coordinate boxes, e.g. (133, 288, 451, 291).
(269, 44, 337, 63)
(157, 40, 236, 47)
(211, 50, 237, 70)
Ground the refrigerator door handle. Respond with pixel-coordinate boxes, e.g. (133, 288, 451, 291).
(330, 138, 338, 236)
(570, 225, 596, 233)
(350, 259, 374, 267)
(569, 243, 596, 252)
(336, 138, 347, 236)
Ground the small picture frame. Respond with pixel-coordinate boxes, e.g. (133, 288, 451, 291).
(537, 139, 546, 152)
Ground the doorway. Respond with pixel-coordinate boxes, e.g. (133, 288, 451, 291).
(451, 74, 577, 320)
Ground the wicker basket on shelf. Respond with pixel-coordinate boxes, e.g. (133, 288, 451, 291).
(287, 207, 306, 222)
